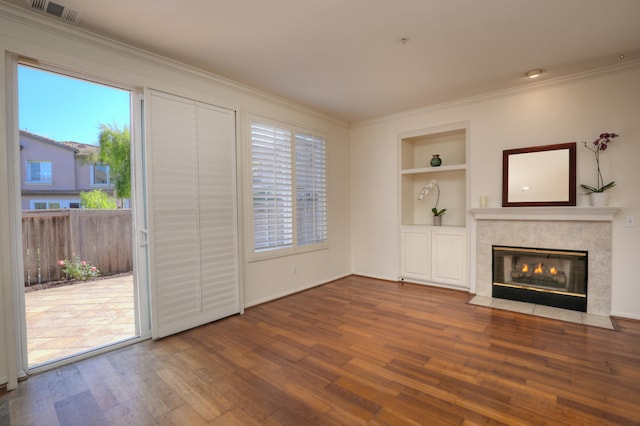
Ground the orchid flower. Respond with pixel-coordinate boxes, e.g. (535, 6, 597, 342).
(581, 132, 618, 193)
(418, 179, 436, 200)
(418, 179, 447, 216)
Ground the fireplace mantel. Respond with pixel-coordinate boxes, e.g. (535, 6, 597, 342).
(471, 207, 619, 222)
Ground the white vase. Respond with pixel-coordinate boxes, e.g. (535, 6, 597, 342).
(433, 215, 443, 226)
(590, 192, 609, 207)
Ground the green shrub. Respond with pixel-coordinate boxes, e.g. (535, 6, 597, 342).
(80, 190, 117, 209)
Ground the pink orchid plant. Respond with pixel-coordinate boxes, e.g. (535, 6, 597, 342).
(581, 132, 619, 193)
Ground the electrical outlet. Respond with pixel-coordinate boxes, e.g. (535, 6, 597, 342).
(625, 215, 636, 228)
(291, 265, 297, 274)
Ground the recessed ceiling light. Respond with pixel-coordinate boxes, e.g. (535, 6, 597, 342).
(525, 69, 543, 79)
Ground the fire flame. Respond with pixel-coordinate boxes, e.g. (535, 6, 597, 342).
(521, 264, 529, 272)
(550, 267, 558, 275)
(534, 263, 543, 274)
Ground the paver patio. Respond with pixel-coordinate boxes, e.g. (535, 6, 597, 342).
(24, 274, 136, 366)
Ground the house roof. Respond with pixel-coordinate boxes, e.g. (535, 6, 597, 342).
(2, 0, 640, 122)
(59, 141, 99, 157)
(20, 130, 77, 153)
(20, 130, 99, 157)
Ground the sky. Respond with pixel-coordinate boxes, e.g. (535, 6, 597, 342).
(18, 65, 131, 146)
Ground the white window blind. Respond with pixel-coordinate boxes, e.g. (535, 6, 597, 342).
(250, 118, 327, 257)
(296, 132, 327, 246)
(251, 121, 293, 252)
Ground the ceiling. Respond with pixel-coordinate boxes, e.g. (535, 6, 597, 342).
(4, 0, 640, 123)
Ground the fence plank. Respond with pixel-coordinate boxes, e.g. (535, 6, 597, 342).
(21, 209, 132, 285)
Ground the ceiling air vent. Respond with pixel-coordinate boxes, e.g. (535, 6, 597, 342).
(25, 0, 82, 25)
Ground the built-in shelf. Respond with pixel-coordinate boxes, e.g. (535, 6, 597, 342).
(401, 164, 466, 175)
(471, 207, 620, 222)
(402, 224, 466, 230)
(400, 125, 467, 227)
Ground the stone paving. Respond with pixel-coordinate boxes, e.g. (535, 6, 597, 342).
(24, 274, 135, 366)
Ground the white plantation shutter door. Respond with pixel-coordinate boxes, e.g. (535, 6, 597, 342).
(147, 91, 239, 339)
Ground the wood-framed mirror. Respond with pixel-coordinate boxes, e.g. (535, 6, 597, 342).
(502, 142, 576, 207)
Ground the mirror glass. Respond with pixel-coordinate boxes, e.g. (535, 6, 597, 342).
(502, 142, 576, 207)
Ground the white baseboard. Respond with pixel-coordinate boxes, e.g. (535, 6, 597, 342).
(610, 310, 640, 321)
(244, 273, 351, 308)
(400, 278, 470, 292)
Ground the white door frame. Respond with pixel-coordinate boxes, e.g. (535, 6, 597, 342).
(2, 52, 22, 390)
(5, 56, 152, 379)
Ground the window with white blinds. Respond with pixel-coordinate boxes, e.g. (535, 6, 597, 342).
(250, 119, 327, 258)
(251, 122, 293, 252)
(295, 132, 327, 246)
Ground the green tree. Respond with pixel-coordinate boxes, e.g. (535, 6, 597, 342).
(89, 123, 131, 202)
(80, 189, 117, 209)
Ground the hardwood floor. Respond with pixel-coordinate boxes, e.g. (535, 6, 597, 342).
(2, 275, 640, 425)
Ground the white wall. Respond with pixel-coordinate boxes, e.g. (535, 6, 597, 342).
(0, 6, 351, 387)
(350, 63, 640, 319)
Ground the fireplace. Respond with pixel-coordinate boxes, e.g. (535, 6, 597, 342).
(492, 245, 588, 312)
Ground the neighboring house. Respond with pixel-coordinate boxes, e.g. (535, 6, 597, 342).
(19, 130, 114, 210)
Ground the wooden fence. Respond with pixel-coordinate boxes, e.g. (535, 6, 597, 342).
(22, 209, 132, 285)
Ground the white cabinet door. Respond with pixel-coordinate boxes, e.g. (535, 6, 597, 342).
(431, 228, 466, 287)
(400, 228, 430, 281)
(400, 226, 467, 288)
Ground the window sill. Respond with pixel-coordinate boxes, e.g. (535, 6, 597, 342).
(248, 242, 329, 263)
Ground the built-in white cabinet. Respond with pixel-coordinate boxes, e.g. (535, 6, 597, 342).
(400, 226, 466, 288)
(399, 123, 469, 289)
(430, 227, 466, 286)
(400, 227, 431, 280)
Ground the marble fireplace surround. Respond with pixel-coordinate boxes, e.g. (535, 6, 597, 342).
(471, 207, 619, 316)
